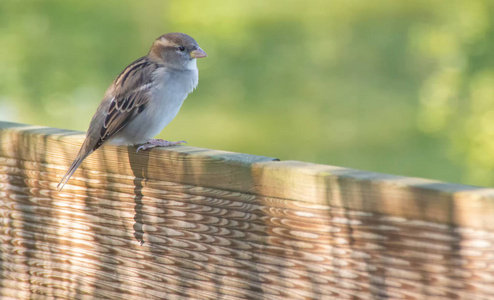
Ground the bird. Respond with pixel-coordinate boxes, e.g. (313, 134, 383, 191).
(57, 32, 207, 191)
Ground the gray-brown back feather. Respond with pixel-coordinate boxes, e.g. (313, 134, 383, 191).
(58, 57, 160, 190)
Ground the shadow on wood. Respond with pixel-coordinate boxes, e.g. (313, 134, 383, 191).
(0, 121, 494, 299)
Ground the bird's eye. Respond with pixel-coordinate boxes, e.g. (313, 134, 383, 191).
(177, 46, 186, 52)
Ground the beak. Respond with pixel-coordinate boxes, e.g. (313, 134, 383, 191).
(190, 47, 207, 59)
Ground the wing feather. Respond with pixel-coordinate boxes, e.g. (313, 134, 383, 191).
(58, 57, 162, 190)
(92, 57, 160, 150)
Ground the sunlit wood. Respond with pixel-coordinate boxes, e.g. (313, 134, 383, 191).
(1, 121, 494, 299)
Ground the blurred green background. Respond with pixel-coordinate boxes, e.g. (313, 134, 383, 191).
(1, 0, 493, 186)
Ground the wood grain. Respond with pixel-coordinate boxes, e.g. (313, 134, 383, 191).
(1, 121, 494, 299)
(1, 121, 494, 230)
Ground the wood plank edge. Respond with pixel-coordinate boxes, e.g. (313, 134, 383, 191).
(2, 121, 494, 229)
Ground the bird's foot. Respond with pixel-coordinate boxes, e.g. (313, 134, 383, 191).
(136, 139, 187, 152)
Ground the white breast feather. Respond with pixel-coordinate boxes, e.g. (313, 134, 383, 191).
(110, 60, 199, 145)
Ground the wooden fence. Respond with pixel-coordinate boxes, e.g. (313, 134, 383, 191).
(0, 121, 494, 299)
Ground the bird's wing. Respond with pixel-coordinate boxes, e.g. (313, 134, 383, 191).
(91, 57, 161, 151)
(57, 57, 160, 190)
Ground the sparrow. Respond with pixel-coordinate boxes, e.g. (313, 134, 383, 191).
(57, 32, 207, 190)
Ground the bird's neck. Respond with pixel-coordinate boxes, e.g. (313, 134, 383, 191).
(160, 58, 198, 72)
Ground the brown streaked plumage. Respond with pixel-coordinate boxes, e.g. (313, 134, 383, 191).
(58, 33, 207, 190)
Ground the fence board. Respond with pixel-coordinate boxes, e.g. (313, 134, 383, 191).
(1, 121, 494, 299)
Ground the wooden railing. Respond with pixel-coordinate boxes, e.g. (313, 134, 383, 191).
(1, 121, 494, 299)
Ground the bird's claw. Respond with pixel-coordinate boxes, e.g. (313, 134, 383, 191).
(136, 139, 187, 153)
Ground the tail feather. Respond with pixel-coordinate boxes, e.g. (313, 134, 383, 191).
(57, 150, 93, 191)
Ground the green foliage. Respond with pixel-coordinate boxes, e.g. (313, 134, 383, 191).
(0, 0, 492, 186)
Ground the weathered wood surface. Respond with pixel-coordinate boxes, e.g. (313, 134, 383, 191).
(1, 121, 494, 299)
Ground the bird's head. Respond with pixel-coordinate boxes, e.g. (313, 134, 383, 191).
(149, 32, 207, 69)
